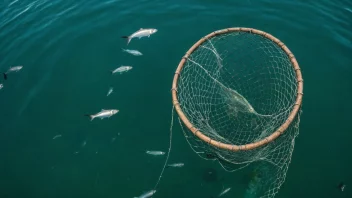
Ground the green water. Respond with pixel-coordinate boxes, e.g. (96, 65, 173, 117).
(0, 0, 351, 197)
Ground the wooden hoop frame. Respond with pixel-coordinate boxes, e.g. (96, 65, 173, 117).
(172, 27, 303, 151)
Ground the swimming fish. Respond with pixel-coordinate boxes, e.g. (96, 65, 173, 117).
(0, 84, 3, 90)
(122, 48, 143, 56)
(1, 65, 23, 80)
(107, 87, 113, 96)
(111, 66, 132, 74)
(134, 190, 156, 198)
(146, 150, 165, 156)
(337, 182, 346, 192)
(85, 109, 119, 121)
(81, 140, 87, 147)
(52, 134, 62, 140)
(121, 28, 158, 45)
(166, 163, 184, 168)
(218, 187, 231, 197)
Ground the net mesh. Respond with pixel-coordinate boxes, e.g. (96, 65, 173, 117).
(176, 30, 302, 198)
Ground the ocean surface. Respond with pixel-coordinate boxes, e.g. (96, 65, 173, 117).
(0, 0, 351, 197)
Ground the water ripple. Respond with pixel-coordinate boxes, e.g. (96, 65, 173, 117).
(0, 1, 352, 198)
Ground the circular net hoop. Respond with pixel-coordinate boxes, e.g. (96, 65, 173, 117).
(172, 28, 303, 198)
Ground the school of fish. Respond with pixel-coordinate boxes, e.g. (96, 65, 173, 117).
(0, 28, 193, 198)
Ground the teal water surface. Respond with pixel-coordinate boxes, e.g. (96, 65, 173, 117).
(0, 0, 352, 198)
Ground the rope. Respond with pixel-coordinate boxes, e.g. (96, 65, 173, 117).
(152, 105, 174, 196)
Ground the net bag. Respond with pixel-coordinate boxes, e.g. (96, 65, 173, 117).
(171, 28, 303, 198)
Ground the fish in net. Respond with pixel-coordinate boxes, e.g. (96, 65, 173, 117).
(154, 28, 303, 198)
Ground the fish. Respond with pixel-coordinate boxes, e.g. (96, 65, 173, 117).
(111, 66, 133, 74)
(337, 182, 346, 192)
(0, 84, 3, 90)
(166, 163, 184, 168)
(134, 190, 156, 198)
(218, 187, 231, 197)
(84, 109, 119, 121)
(107, 87, 113, 96)
(121, 28, 158, 45)
(122, 48, 143, 56)
(1, 65, 23, 80)
(146, 150, 165, 156)
(52, 134, 62, 140)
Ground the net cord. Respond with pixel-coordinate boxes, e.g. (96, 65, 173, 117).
(151, 105, 174, 197)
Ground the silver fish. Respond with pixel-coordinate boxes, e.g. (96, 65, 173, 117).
(52, 134, 62, 140)
(2, 65, 23, 80)
(167, 163, 184, 168)
(85, 109, 119, 121)
(134, 190, 156, 198)
(7, 66, 23, 73)
(122, 48, 143, 56)
(0, 84, 3, 90)
(338, 182, 346, 192)
(146, 150, 165, 156)
(218, 187, 231, 197)
(111, 66, 133, 74)
(107, 87, 113, 96)
(122, 28, 157, 45)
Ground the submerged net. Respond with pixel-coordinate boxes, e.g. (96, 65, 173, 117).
(172, 28, 303, 198)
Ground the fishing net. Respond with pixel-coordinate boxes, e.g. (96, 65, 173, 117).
(171, 28, 303, 198)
